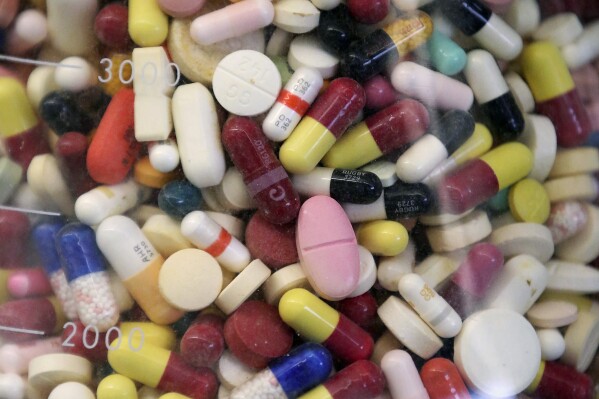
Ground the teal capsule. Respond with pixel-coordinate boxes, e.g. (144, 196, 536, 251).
(486, 187, 510, 214)
(427, 29, 467, 76)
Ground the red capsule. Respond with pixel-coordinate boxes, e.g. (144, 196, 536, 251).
(319, 360, 386, 399)
(4, 125, 50, 170)
(528, 361, 593, 399)
(536, 90, 592, 148)
(347, 0, 390, 24)
(222, 116, 300, 225)
(180, 313, 225, 368)
(439, 243, 504, 318)
(6, 267, 52, 298)
(87, 89, 140, 185)
(421, 358, 471, 399)
(55, 132, 98, 196)
(363, 75, 402, 110)
(61, 320, 108, 363)
(0, 297, 63, 342)
(94, 3, 130, 50)
(337, 292, 378, 332)
(0, 210, 30, 268)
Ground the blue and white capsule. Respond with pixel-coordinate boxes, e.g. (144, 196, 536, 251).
(32, 221, 78, 320)
(56, 223, 119, 331)
(230, 343, 333, 399)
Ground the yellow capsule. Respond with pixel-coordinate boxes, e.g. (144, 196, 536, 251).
(299, 385, 333, 399)
(525, 361, 545, 394)
(450, 123, 493, 166)
(322, 121, 383, 169)
(382, 11, 433, 59)
(480, 142, 533, 190)
(159, 394, 192, 399)
(356, 220, 408, 256)
(119, 322, 177, 350)
(97, 374, 138, 399)
(280, 117, 338, 174)
(0, 269, 10, 304)
(128, 0, 169, 47)
(509, 178, 550, 224)
(108, 341, 172, 387)
(279, 288, 339, 343)
(520, 41, 575, 102)
(0, 77, 38, 137)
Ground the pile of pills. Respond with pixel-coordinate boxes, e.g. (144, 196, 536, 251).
(0, 0, 599, 398)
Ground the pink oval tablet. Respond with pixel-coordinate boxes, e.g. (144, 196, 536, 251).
(297, 196, 360, 300)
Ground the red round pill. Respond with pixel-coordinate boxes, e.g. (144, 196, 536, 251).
(363, 75, 401, 110)
(245, 212, 298, 270)
(347, 0, 389, 24)
(224, 300, 293, 369)
(94, 3, 130, 50)
(337, 292, 378, 332)
(180, 313, 225, 368)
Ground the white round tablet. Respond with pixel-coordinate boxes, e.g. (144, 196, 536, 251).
(158, 248, 223, 311)
(274, 0, 320, 34)
(212, 50, 282, 116)
(454, 308, 541, 398)
(48, 382, 94, 399)
(0, 373, 25, 399)
(288, 34, 339, 79)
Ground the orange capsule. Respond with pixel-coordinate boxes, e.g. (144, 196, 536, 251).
(87, 89, 140, 185)
(420, 358, 472, 399)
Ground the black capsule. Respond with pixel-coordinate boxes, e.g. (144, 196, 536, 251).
(479, 92, 525, 143)
(439, 0, 492, 36)
(431, 109, 476, 154)
(329, 168, 383, 204)
(316, 5, 358, 55)
(340, 31, 397, 82)
(383, 182, 433, 219)
(39, 90, 94, 135)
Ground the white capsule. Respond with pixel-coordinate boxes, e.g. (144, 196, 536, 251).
(148, 139, 180, 173)
(562, 21, 599, 69)
(172, 83, 226, 188)
(396, 135, 448, 183)
(181, 211, 251, 273)
(47, 0, 97, 56)
(263, 67, 323, 141)
(398, 273, 462, 338)
(75, 179, 150, 226)
(504, 0, 540, 37)
(472, 13, 523, 61)
(464, 50, 509, 104)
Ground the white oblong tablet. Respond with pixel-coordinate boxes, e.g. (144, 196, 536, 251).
(48, 382, 94, 399)
(533, 12, 583, 47)
(214, 259, 271, 315)
(563, 310, 599, 372)
(263, 263, 310, 305)
(504, 0, 540, 37)
(377, 239, 415, 292)
(425, 210, 492, 253)
(517, 114, 557, 182)
(381, 350, 429, 399)
(213, 50, 282, 116)
(556, 203, 599, 264)
(527, 301, 578, 329)
(505, 72, 534, 114)
(544, 174, 599, 203)
(414, 254, 460, 291)
(288, 34, 339, 79)
(274, 0, 320, 34)
(28, 354, 93, 395)
(454, 308, 541, 398)
(536, 329, 566, 361)
(546, 260, 599, 294)
(158, 248, 223, 311)
(488, 222, 554, 263)
(348, 246, 377, 297)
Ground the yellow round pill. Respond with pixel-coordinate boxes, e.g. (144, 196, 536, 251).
(508, 178, 550, 224)
(356, 220, 409, 257)
(97, 374, 138, 399)
(158, 394, 192, 399)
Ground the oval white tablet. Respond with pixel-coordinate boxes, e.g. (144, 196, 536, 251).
(288, 34, 339, 79)
(454, 308, 541, 397)
(527, 301, 578, 328)
(536, 329, 565, 361)
(213, 50, 282, 116)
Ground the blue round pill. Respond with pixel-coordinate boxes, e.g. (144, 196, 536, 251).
(158, 180, 203, 219)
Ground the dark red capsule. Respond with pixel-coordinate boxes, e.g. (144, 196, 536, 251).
(337, 292, 378, 332)
(363, 75, 401, 110)
(55, 132, 98, 196)
(0, 210, 30, 268)
(222, 116, 300, 225)
(529, 361, 593, 399)
(321, 360, 386, 399)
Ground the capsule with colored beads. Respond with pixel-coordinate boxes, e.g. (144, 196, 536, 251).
(230, 343, 333, 399)
(279, 78, 365, 174)
(420, 358, 471, 399)
(323, 99, 429, 170)
(32, 222, 78, 320)
(464, 50, 524, 143)
(263, 67, 324, 142)
(223, 116, 300, 224)
(440, 0, 522, 61)
(340, 11, 433, 82)
(343, 181, 433, 223)
(0, 77, 48, 169)
(291, 167, 382, 204)
(298, 360, 385, 399)
(279, 288, 374, 363)
(396, 110, 475, 183)
(108, 341, 218, 399)
(520, 41, 592, 147)
(181, 211, 251, 273)
(56, 223, 119, 332)
(436, 142, 533, 214)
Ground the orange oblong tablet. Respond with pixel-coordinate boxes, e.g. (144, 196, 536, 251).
(296, 195, 359, 300)
(87, 89, 141, 185)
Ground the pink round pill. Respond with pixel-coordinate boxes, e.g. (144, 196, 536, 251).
(158, 0, 207, 18)
(7, 268, 52, 298)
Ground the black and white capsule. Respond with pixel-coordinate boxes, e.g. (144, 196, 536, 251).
(464, 49, 524, 144)
(292, 167, 383, 204)
(343, 181, 433, 222)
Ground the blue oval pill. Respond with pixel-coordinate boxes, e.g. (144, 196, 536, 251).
(158, 180, 203, 219)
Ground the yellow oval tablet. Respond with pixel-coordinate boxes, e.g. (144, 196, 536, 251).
(509, 178, 550, 224)
(97, 374, 138, 399)
(356, 220, 409, 256)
